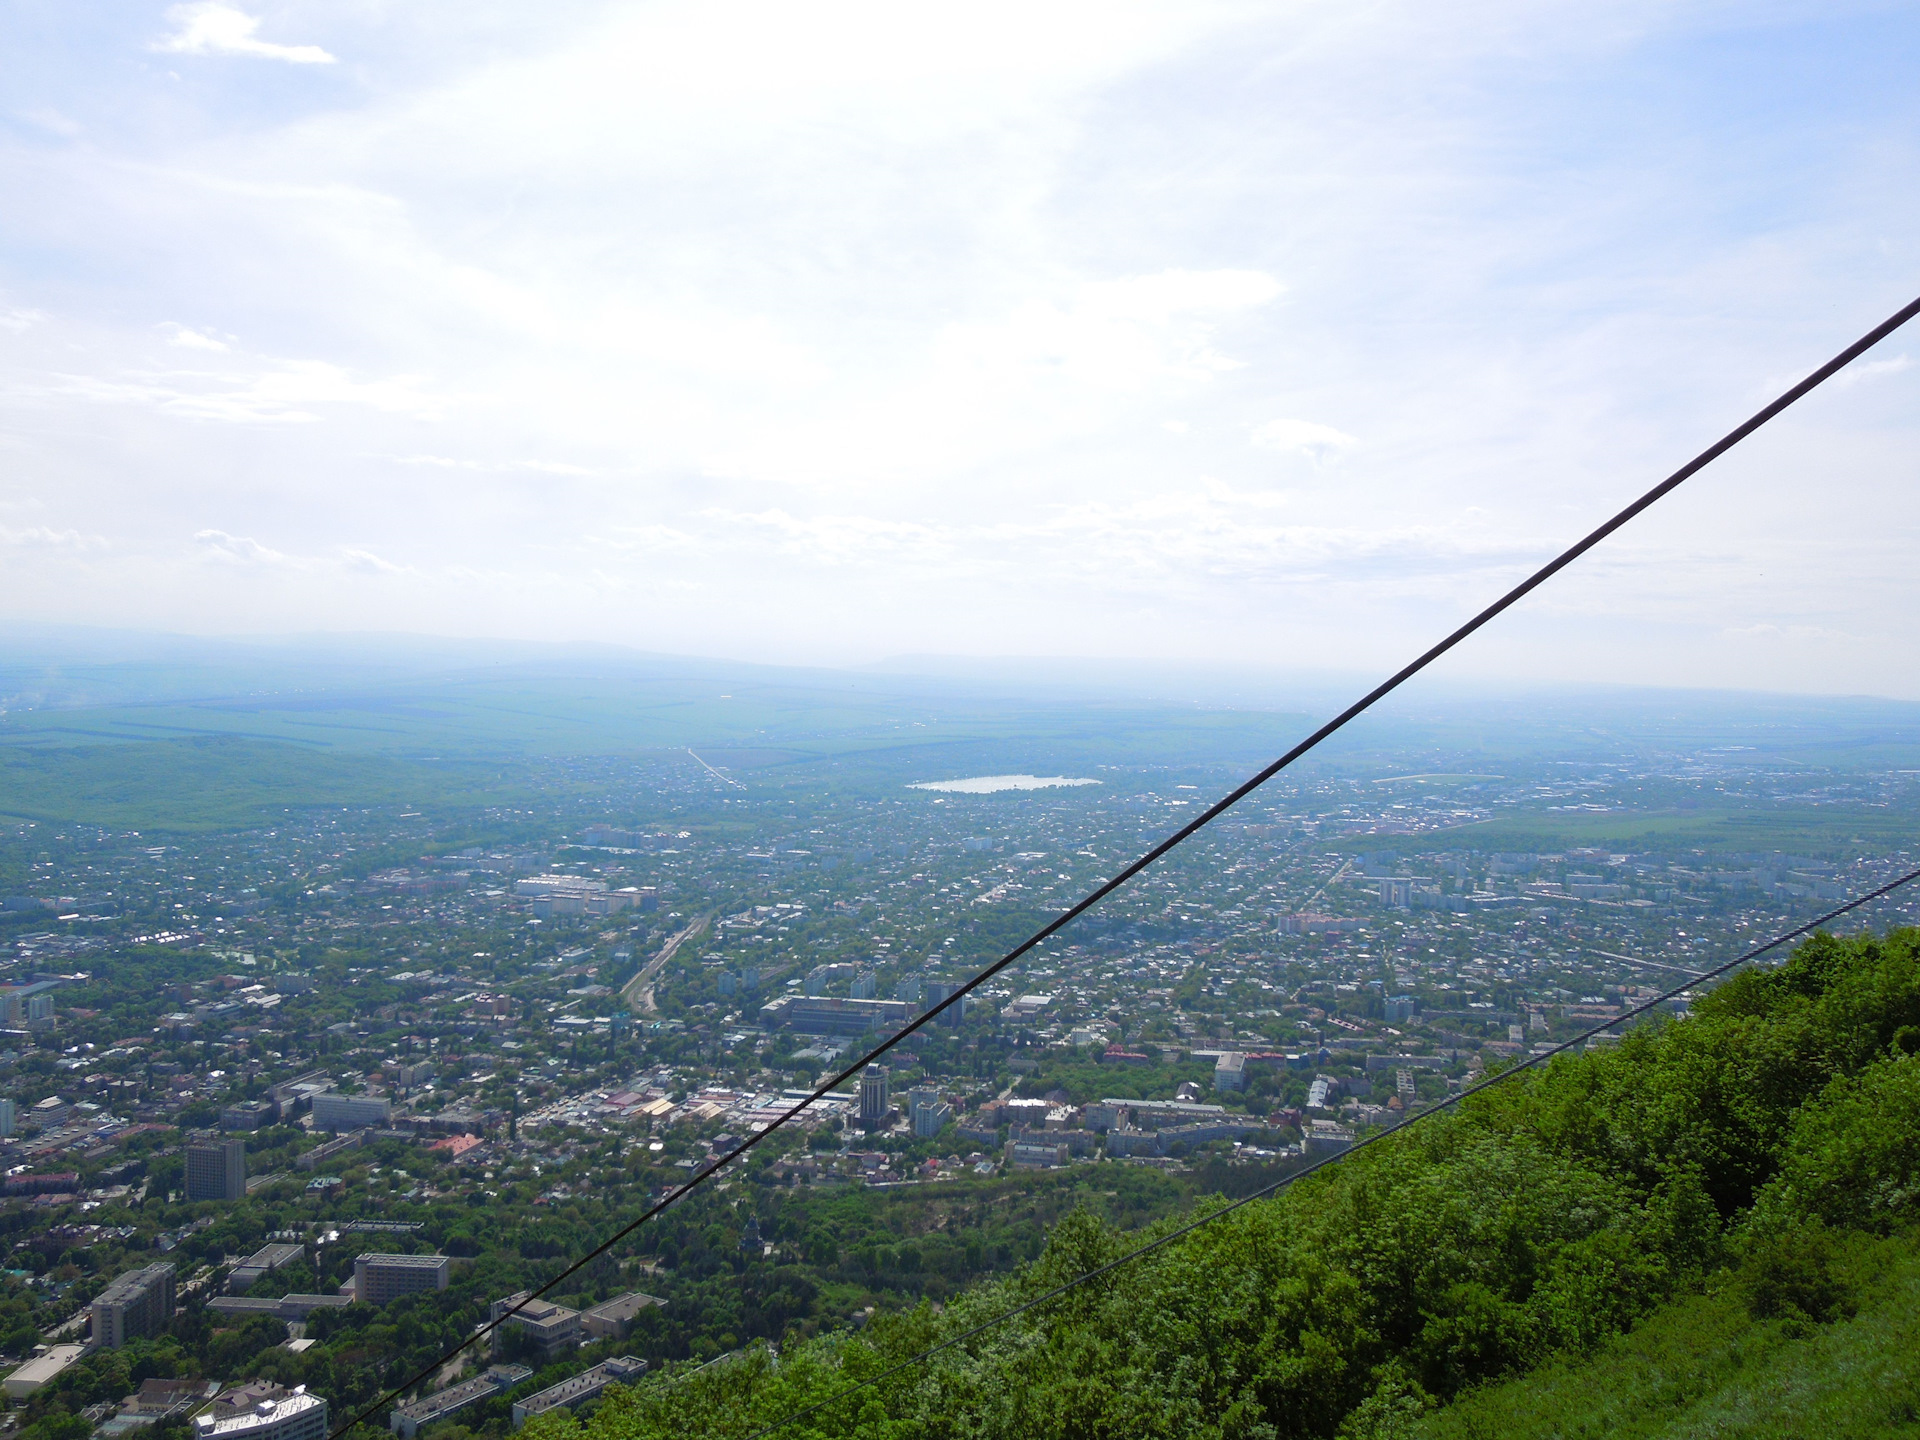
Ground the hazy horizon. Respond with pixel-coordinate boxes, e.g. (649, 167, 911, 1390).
(9, 619, 1920, 712)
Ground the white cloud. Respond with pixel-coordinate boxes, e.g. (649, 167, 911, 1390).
(0, 525, 105, 550)
(1722, 622, 1856, 642)
(385, 454, 481, 469)
(512, 460, 599, 476)
(694, 487, 1539, 592)
(194, 529, 288, 565)
(155, 4, 335, 65)
(159, 322, 230, 352)
(1833, 353, 1912, 387)
(342, 547, 410, 575)
(21, 109, 82, 139)
(1251, 417, 1359, 459)
(193, 531, 425, 577)
(44, 360, 448, 424)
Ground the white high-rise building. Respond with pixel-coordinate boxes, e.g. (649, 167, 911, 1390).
(909, 1089, 951, 1139)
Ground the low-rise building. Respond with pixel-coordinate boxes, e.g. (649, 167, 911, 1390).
(1155, 1121, 1264, 1152)
(1104, 1098, 1229, 1130)
(389, 1366, 531, 1438)
(4, 1343, 85, 1399)
(580, 1291, 667, 1342)
(298, 1131, 367, 1171)
(312, 1094, 391, 1132)
(1305, 1120, 1354, 1156)
(228, 1242, 306, 1294)
(221, 1100, 277, 1132)
(769, 996, 915, 1037)
(192, 1387, 327, 1440)
(1005, 1138, 1071, 1169)
(490, 1292, 581, 1359)
(207, 1294, 354, 1322)
(510, 1357, 648, 1427)
(125, 1378, 210, 1418)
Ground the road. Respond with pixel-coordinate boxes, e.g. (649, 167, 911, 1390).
(621, 913, 711, 1014)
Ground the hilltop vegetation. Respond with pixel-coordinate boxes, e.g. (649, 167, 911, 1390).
(518, 926, 1920, 1439)
(1417, 1226, 1920, 1439)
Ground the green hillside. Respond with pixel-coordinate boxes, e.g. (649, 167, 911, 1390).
(1416, 1229, 1920, 1439)
(514, 927, 1920, 1440)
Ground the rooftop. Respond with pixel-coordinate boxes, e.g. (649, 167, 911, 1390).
(192, 1389, 325, 1438)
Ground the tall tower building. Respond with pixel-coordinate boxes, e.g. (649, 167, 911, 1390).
(857, 1064, 890, 1125)
(924, 980, 968, 1028)
(185, 1134, 248, 1202)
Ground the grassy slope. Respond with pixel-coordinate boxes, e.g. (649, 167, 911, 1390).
(1418, 1228, 1920, 1440)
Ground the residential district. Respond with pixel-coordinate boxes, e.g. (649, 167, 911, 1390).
(0, 747, 1914, 1440)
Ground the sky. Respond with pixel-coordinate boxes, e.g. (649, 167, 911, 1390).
(1, 0, 1917, 696)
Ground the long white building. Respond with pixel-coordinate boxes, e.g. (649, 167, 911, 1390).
(192, 1388, 328, 1440)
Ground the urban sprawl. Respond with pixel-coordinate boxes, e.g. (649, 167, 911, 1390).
(1, 747, 1914, 1440)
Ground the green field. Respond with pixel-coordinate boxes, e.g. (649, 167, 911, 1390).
(0, 736, 545, 831)
(1411, 805, 1920, 857)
